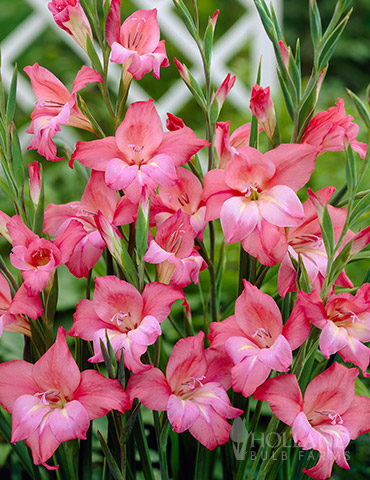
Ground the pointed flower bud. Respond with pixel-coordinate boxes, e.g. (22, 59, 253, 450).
(249, 84, 276, 139)
(278, 40, 290, 69)
(28, 161, 41, 207)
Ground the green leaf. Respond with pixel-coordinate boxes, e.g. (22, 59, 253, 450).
(10, 126, 24, 188)
(355, 377, 370, 397)
(99, 334, 117, 379)
(97, 431, 125, 480)
(135, 200, 150, 262)
(253, 1, 275, 42)
(277, 69, 294, 120)
(346, 88, 370, 131)
(318, 11, 351, 71)
(329, 240, 352, 285)
(6, 64, 17, 128)
(309, 0, 322, 47)
(33, 164, 44, 237)
(320, 205, 335, 256)
(86, 36, 103, 77)
(173, 0, 198, 39)
(203, 16, 214, 67)
(345, 144, 357, 195)
(349, 192, 370, 227)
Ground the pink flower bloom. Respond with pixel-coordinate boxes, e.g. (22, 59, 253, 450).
(302, 98, 367, 158)
(127, 332, 243, 449)
(7, 215, 85, 295)
(166, 113, 185, 131)
(24, 63, 102, 161)
(70, 276, 183, 372)
(48, 0, 93, 51)
(28, 161, 41, 206)
(0, 327, 130, 470)
(0, 274, 42, 337)
(155, 167, 207, 240)
(106, 2, 169, 80)
(214, 121, 259, 169)
(291, 286, 370, 376)
(255, 363, 370, 479)
(143, 210, 207, 287)
(44, 171, 136, 278)
(71, 99, 208, 203)
(277, 187, 352, 297)
(249, 84, 276, 138)
(209, 281, 308, 398)
(203, 144, 318, 265)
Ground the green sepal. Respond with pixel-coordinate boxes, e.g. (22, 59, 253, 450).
(135, 199, 150, 262)
(203, 16, 215, 67)
(99, 332, 117, 379)
(86, 36, 103, 77)
(97, 431, 125, 480)
(346, 88, 370, 131)
(321, 205, 335, 257)
(348, 192, 370, 227)
(328, 240, 352, 286)
(32, 163, 44, 237)
(119, 245, 139, 288)
(188, 69, 206, 107)
(5, 64, 17, 128)
(277, 70, 294, 120)
(345, 144, 357, 195)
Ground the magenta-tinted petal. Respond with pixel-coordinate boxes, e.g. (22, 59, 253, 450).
(74, 370, 130, 419)
(33, 327, 81, 395)
(70, 298, 105, 340)
(128, 315, 161, 346)
(143, 240, 172, 264)
(167, 394, 200, 433)
(0, 361, 38, 412)
(11, 396, 49, 442)
(282, 294, 312, 350)
(339, 340, 370, 375)
(53, 219, 86, 265)
(220, 197, 258, 243)
(71, 66, 102, 94)
(341, 395, 370, 439)
(10, 284, 43, 320)
(105, 159, 138, 190)
(208, 315, 245, 350)
(24, 63, 69, 104)
(26, 425, 60, 469)
(255, 375, 303, 426)
(127, 368, 171, 410)
(47, 400, 89, 442)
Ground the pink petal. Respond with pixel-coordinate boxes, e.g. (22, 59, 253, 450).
(339, 340, 370, 376)
(282, 293, 312, 350)
(128, 315, 161, 346)
(7, 215, 38, 248)
(208, 315, 245, 350)
(105, 0, 121, 46)
(33, 327, 81, 395)
(141, 282, 184, 322)
(220, 197, 259, 243)
(231, 356, 271, 398)
(127, 368, 171, 410)
(53, 219, 86, 264)
(341, 395, 370, 438)
(120, 9, 160, 53)
(143, 240, 173, 263)
(73, 370, 130, 418)
(225, 336, 260, 364)
(167, 394, 200, 433)
(258, 185, 304, 226)
(69, 298, 105, 340)
(105, 158, 138, 190)
(188, 405, 232, 450)
(70, 137, 120, 170)
(319, 321, 349, 358)
(255, 375, 303, 426)
(9, 284, 43, 320)
(141, 154, 178, 186)
(191, 382, 242, 419)
(11, 395, 49, 442)
(82, 170, 118, 220)
(257, 334, 292, 371)
(159, 128, 209, 166)
(24, 63, 69, 104)
(26, 425, 60, 469)
(46, 400, 90, 442)
(71, 66, 102, 94)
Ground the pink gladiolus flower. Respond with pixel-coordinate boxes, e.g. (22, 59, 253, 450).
(0, 274, 43, 337)
(143, 210, 207, 287)
(71, 99, 208, 203)
(255, 363, 370, 479)
(166, 113, 185, 131)
(214, 121, 260, 169)
(277, 187, 352, 297)
(291, 287, 370, 376)
(209, 281, 308, 398)
(302, 98, 367, 158)
(249, 84, 276, 138)
(48, 0, 93, 51)
(24, 63, 102, 161)
(106, 1, 169, 80)
(155, 167, 207, 240)
(203, 144, 318, 265)
(7, 215, 85, 295)
(28, 161, 41, 206)
(70, 276, 183, 372)
(127, 332, 243, 449)
(44, 171, 136, 278)
(0, 327, 130, 470)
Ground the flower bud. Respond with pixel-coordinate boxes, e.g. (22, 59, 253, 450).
(249, 84, 276, 139)
(28, 161, 41, 207)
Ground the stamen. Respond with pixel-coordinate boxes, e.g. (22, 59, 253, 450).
(252, 327, 271, 339)
(36, 99, 64, 109)
(34, 390, 61, 405)
(76, 206, 97, 217)
(314, 410, 343, 425)
(182, 376, 206, 389)
(241, 184, 259, 199)
(111, 311, 131, 326)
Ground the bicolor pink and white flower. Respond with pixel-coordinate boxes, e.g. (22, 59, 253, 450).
(291, 286, 370, 376)
(127, 332, 243, 449)
(44, 170, 136, 278)
(203, 144, 318, 265)
(0, 327, 130, 470)
(70, 276, 183, 372)
(71, 99, 208, 203)
(24, 63, 102, 161)
(143, 210, 207, 286)
(209, 280, 308, 398)
(106, 1, 169, 79)
(7, 215, 85, 295)
(255, 363, 370, 479)
(0, 274, 43, 338)
(302, 98, 367, 158)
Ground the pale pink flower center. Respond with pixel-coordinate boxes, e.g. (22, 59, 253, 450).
(289, 233, 324, 252)
(252, 327, 273, 348)
(314, 410, 343, 425)
(165, 224, 185, 255)
(125, 20, 146, 52)
(330, 307, 363, 327)
(128, 144, 145, 166)
(241, 183, 259, 200)
(34, 389, 65, 408)
(110, 310, 137, 331)
(35, 99, 64, 109)
(76, 206, 97, 217)
(176, 375, 206, 398)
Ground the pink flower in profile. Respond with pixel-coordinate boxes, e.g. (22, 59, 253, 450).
(106, 1, 169, 79)
(70, 276, 183, 372)
(44, 171, 136, 278)
(214, 121, 259, 169)
(155, 167, 207, 240)
(0, 274, 43, 338)
(0, 327, 130, 470)
(24, 63, 102, 161)
(28, 161, 41, 207)
(277, 187, 352, 298)
(7, 215, 85, 295)
(202, 144, 318, 265)
(127, 332, 243, 450)
(249, 84, 276, 138)
(255, 363, 370, 479)
(291, 286, 370, 376)
(209, 280, 308, 398)
(143, 210, 207, 287)
(71, 99, 208, 203)
(302, 98, 367, 158)
(48, 0, 93, 51)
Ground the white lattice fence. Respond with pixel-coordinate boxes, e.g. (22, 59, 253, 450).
(0, 0, 282, 148)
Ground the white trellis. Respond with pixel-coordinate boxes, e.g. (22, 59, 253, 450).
(0, 0, 282, 149)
